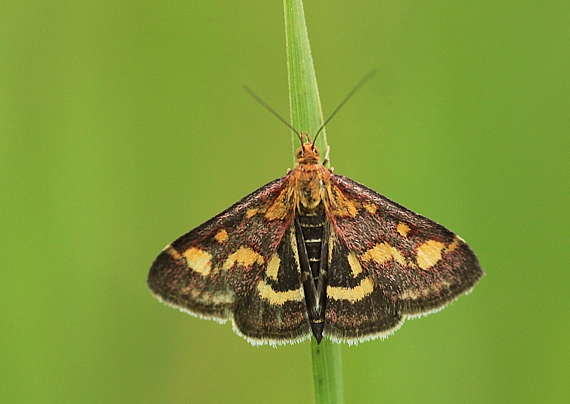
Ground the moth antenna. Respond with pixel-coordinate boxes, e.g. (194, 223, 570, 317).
(243, 85, 302, 144)
(313, 69, 377, 145)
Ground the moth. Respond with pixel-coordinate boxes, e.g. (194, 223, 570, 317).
(147, 127, 484, 346)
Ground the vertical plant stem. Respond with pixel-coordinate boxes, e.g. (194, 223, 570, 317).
(310, 338, 344, 404)
(283, 1, 344, 403)
(283, 0, 328, 157)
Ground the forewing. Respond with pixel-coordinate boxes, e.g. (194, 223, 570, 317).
(147, 176, 311, 345)
(323, 174, 484, 343)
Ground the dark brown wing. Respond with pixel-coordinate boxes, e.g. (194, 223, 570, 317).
(147, 176, 311, 345)
(323, 174, 484, 343)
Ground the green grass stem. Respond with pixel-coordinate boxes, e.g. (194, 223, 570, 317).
(283, 0, 328, 157)
(283, 1, 344, 403)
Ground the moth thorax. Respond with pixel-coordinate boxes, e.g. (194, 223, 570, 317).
(297, 173, 324, 210)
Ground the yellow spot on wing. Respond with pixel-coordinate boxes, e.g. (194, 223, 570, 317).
(266, 253, 281, 281)
(330, 186, 359, 217)
(210, 292, 234, 305)
(246, 208, 258, 219)
(416, 240, 446, 270)
(164, 244, 182, 260)
(214, 229, 229, 243)
(183, 247, 213, 276)
(364, 203, 377, 215)
(327, 277, 374, 302)
(223, 247, 264, 270)
(264, 190, 289, 220)
(400, 280, 451, 300)
(445, 235, 462, 252)
(347, 251, 363, 277)
(400, 289, 421, 300)
(397, 222, 411, 237)
(361, 242, 407, 266)
(257, 280, 303, 305)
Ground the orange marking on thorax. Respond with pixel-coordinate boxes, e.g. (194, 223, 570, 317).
(289, 140, 330, 213)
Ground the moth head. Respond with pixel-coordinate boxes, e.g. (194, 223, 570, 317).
(295, 142, 321, 164)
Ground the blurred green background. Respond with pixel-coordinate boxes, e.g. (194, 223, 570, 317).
(2, 1, 569, 403)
